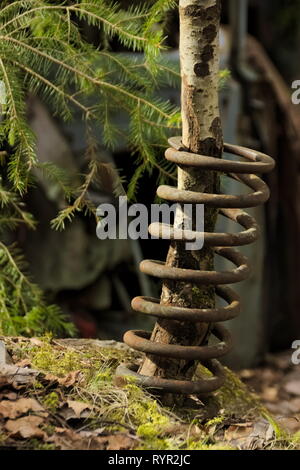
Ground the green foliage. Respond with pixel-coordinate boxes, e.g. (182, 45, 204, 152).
(0, 1, 228, 336)
(0, 0, 180, 336)
(42, 392, 60, 412)
(0, 176, 36, 230)
(0, 0, 180, 201)
(0, 242, 75, 336)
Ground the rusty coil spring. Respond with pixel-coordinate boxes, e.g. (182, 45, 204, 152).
(116, 136, 275, 395)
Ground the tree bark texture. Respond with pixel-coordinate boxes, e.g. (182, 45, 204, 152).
(139, 0, 223, 397)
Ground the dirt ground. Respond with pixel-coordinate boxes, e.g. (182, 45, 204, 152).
(0, 336, 299, 450)
(237, 351, 300, 435)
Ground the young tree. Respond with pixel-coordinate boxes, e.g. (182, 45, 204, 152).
(139, 0, 223, 399)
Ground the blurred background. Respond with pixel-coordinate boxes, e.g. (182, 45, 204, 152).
(13, 0, 300, 370)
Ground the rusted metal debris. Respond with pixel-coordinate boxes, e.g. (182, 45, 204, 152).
(116, 136, 275, 395)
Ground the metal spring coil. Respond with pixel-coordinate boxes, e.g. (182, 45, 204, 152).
(116, 136, 275, 395)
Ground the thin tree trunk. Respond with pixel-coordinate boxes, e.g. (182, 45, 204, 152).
(139, 0, 223, 401)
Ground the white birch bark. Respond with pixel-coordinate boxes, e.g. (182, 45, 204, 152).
(139, 0, 223, 395)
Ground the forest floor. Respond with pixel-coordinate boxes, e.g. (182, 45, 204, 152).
(237, 351, 300, 436)
(0, 335, 299, 451)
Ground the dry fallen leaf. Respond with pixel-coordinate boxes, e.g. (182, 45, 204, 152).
(0, 397, 47, 419)
(0, 392, 18, 401)
(44, 370, 81, 387)
(106, 434, 135, 450)
(66, 400, 92, 418)
(79, 428, 106, 438)
(239, 369, 256, 379)
(59, 371, 82, 387)
(0, 364, 39, 388)
(59, 400, 93, 420)
(261, 386, 278, 402)
(224, 419, 275, 450)
(5, 415, 46, 439)
(30, 338, 46, 347)
(284, 380, 300, 396)
(224, 423, 253, 444)
(49, 426, 135, 451)
(0, 376, 9, 388)
(289, 398, 300, 413)
(50, 427, 102, 450)
(277, 416, 300, 434)
(244, 420, 275, 450)
(14, 359, 32, 368)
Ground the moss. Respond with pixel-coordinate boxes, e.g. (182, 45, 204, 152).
(16, 336, 133, 381)
(194, 365, 267, 420)
(42, 424, 56, 436)
(32, 380, 44, 390)
(89, 367, 122, 389)
(137, 438, 176, 451)
(191, 286, 215, 308)
(205, 416, 225, 428)
(42, 392, 60, 412)
(31, 344, 82, 377)
(186, 441, 234, 450)
(136, 406, 170, 438)
(28, 439, 56, 451)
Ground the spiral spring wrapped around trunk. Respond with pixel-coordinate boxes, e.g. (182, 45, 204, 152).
(116, 136, 275, 395)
